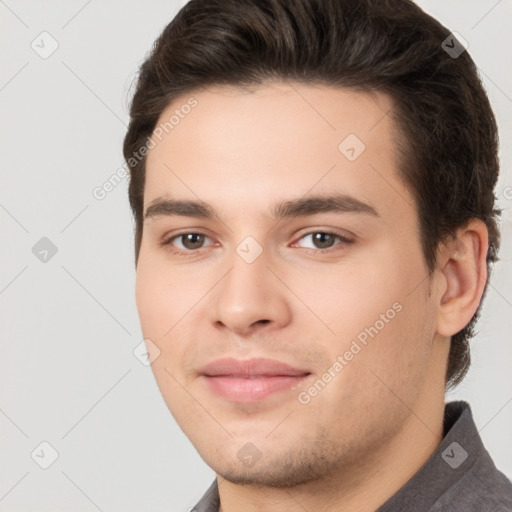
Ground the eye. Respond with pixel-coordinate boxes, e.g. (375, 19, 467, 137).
(161, 232, 214, 254)
(292, 230, 354, 252)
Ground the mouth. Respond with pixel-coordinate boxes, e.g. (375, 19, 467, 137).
(199, 357, 312, 403)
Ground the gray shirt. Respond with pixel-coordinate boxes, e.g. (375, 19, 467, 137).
(191, 401, 512, 511)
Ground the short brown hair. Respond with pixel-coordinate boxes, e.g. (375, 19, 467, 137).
(123, 0, 501, 388)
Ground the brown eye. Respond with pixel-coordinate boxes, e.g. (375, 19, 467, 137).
(161, 232, 214, 254)
(311, 232, 336, 249)
(179, 233, 206, 250)
(295, 231, 353, 251)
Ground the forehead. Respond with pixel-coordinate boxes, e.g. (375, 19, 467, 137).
(144, 82, 414, 223)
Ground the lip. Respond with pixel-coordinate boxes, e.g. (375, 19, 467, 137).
(200, 358, 311, 403)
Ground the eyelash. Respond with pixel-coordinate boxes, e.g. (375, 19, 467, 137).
(159, 230, 354, 257)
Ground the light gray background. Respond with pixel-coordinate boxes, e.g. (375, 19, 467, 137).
(1, 1, 511, 511)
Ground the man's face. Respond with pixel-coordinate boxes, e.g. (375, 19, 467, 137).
(136, 83, 442, 485)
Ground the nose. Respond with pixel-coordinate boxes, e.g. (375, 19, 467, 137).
(212, 247, 292, 336)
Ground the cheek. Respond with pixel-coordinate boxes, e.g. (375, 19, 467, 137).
(282, 257, 406, 340)
(336, 282, 435, 412)
(135, 256, 215, 376)
(135, 261, 197, 414)
(302, 295, 434, 437)
(135, 263, 163, 336)
(135, 247, 195, 320)
(135, 254, 184, 339)
(293, 245, 433, 380)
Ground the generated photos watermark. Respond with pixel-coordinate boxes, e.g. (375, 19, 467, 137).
(92, 97, 198, 201)
(298, 301, 403, 405)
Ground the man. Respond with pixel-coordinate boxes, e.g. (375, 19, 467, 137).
(123, 0, 512, 510)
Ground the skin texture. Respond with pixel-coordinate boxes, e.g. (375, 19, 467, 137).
(135, 82, 489, 512)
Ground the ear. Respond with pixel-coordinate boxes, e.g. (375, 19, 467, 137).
(435, 219, 489, 337)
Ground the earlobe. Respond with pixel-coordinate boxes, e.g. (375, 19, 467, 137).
(436, 220, 489, 337)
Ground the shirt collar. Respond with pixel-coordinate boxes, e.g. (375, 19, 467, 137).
(377, 400, 485, 511)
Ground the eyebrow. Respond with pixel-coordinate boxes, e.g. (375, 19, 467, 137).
(144, 193, 379, 221)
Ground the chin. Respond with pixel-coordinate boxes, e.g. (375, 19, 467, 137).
(199, 440, 338, 489)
